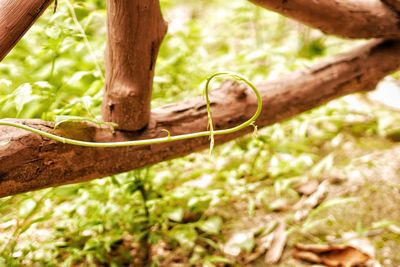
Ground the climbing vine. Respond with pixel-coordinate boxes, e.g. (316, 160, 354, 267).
(0, 72, 263, 149)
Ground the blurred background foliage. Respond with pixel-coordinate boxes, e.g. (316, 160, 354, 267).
(0, 0, 400, 266)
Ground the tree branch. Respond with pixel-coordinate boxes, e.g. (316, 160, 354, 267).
(1, 39, 400, 197)
(383, 0, 400, 13)
(102, 0, 168, 131)
(0, 0, 53, 61)
(248, 0, 400, 39)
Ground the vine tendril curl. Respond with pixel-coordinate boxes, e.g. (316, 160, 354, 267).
(0, 72, 263, 149)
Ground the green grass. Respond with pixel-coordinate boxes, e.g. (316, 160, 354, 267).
(0, 0, 399, 266)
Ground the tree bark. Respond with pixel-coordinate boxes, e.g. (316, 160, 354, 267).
(383, 0, 400, 12)
(1, 39, 400, 198)
(102, 0, 168, 131)
(0, 0, 53, 61)
(248, 0, 400, 39)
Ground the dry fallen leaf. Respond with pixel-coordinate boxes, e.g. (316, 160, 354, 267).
(265, 220, 288, 265)
(242, 220, 279, 264)
(293, 241, 373, 267)
(295, 179, 320, 196)
(244, 233, 274, 264)
(269, 198, 290, 212)
(293, 180, 329, 221)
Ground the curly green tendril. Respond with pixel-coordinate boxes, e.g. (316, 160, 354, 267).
(0, 72, 263, 149)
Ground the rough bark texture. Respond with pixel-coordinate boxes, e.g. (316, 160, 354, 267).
(1, 39, 400, 198)
(0, 0, 53, 61)
(383, 0, 400, 12)
(102, 0, 168, 131)
(248, 0, 400, 39)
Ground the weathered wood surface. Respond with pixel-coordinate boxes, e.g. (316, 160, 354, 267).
(249, 0, 400, 39)
(0, 0, 53, 61)
(383, 0, 400, 12)
(1, 39, 400, 197)
(102, 0, 168, 131)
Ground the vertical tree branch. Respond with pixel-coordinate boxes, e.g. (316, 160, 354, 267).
(0, 0, 53, 61)
(102, 0, 168, 131)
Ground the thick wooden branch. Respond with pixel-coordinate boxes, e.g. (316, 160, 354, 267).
(0, 0, 53, 61)
(248, 0, 400, 39)
(102, 0, 168, 131)
(383, 0, 400, 12)
(1, 39, 400, 197)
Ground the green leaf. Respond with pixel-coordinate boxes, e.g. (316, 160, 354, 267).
(198, 216, 223, 235)
(223, 231, 255, 256)
(14, 83, 37, 117)
(166, 207, 184, 222)
(54, 115, 117, 129)
(171, 226, 198, 249)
